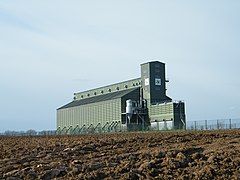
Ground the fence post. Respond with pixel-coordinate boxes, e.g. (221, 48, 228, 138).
(217, 120, 219, 130)
(205, 120, 208, 130)
(229, 119, 232, 129)
(194, 121, 197, 130)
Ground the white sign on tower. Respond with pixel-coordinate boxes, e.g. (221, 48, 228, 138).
(145, 78, 149, 86)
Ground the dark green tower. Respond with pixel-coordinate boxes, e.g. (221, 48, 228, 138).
(141, 61, 171, 104)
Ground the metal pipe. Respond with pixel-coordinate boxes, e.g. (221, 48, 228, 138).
(56, 127, 61, 135)
(79, 124, 86, 133)
(102, 122, 109, 130)
(94, 123, 101, 130)
(87, 124, 93, 130)
(108, 121, 115, 131)
(61, 127, 67, 135)
(73, 125, 79, 135)
(66, 126, 72, 134)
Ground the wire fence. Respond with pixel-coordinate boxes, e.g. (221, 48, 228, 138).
(1, 118, 240, 136)
(186, 118, 240, 131)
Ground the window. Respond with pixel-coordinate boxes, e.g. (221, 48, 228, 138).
(116, 87, 120, 90)
(155, 78, 161, 86)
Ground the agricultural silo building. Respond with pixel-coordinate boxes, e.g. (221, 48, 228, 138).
(57, 61, 186, 133)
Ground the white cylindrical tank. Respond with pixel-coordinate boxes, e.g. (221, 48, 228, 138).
(126, 99, 134, 121)
(126, 99, 133, 114)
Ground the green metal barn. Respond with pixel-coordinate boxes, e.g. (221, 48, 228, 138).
(57, 61, 186, 134)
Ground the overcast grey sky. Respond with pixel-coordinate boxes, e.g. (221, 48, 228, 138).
(0, 1, 239, 132)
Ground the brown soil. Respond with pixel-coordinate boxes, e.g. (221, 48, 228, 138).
(1, 129, 240, 179)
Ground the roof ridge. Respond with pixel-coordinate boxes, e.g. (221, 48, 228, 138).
(57, 87, 140, 110)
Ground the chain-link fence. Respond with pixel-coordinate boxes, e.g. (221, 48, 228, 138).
(1, 118, 240, 136)
(186, 118, 240, 130)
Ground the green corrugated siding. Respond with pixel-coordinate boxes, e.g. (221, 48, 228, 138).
(150, 103, 173, 115)
(57, 98, 121, 129)
(149, 103, 174, 121)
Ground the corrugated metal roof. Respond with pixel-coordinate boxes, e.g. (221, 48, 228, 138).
(57, 87, 140, 110)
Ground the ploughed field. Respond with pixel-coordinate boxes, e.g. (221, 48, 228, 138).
(1, 130, 240, 179)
